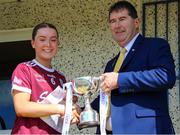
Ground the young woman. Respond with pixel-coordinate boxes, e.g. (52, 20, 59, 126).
(11, 22, 80, 134)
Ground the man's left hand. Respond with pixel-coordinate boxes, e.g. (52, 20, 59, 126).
(100, 72, 119, 92)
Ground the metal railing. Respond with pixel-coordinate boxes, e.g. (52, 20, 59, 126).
(142, 0, 180, 109)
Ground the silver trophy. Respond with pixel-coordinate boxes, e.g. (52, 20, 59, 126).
(72, 76, 102, 129)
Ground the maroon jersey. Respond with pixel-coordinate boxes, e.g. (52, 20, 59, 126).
(11, 59, 66, 134)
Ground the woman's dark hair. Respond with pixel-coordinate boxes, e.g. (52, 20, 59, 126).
(32, 22, 59, 40)
(109, 1, 138, 20)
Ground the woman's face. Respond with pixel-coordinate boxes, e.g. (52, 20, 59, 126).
(31, 27, 58, 64)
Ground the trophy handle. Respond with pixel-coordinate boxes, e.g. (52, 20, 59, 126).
(91, 76, 104, 93)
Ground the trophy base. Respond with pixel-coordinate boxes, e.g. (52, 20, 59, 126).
(78, 121, 99, 130)
(78, 108, 100, 130)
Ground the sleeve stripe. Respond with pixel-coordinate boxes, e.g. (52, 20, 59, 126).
(11, 84, 32, 94)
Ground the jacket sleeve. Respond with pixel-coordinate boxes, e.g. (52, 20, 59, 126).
(118, 68, 176, 93)
(117, 38, 176, 93)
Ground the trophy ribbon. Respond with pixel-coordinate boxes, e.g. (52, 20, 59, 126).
(100, 89, 108, 135)
(40, 86, 66, 133)
(62, 82, 73, 135)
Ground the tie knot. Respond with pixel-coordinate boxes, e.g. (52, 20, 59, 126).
(121, 48, 126, 54)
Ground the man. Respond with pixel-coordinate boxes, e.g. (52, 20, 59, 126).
(92, 1, 176, 134)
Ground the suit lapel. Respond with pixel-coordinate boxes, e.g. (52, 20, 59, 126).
(120, 35, 144, 71)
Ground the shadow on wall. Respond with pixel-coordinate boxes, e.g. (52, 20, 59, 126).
(0, 80, 15, 130)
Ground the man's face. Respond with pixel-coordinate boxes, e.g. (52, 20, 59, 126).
(109, 9, 140, 47)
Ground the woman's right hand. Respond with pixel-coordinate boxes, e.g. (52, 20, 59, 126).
(70, 104, 81, 124)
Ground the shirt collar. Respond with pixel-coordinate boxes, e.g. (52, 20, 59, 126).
(32, 59, 54, 72)
(120, 33, 140, 53)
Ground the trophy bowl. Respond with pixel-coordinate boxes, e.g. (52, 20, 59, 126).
(73, 76, 100, 129)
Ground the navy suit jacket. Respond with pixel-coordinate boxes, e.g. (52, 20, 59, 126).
(92, 34, 176, 134)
